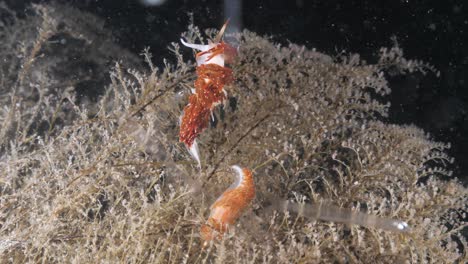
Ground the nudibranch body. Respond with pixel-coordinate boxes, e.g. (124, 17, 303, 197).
(179, 22, 237, 167)
(200, 165, 255, 244)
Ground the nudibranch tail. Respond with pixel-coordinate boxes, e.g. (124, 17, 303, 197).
(188, 140, 201, 168)
(200, 165, 255, 244)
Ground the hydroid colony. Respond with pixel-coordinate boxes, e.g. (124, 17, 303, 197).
(179, 22, 409, 244)
(0, 3, 466, 263)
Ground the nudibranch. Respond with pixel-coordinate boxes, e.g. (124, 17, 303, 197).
(200, 165, 255, 245)
(179, 22, 237, 167)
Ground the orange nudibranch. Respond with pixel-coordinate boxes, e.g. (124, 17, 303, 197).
(179, 64, 233, 148)
(179, 22, 237, 167)
(200, 166, 255, 244)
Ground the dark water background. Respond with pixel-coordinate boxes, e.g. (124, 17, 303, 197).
(5, 0, 467, 183)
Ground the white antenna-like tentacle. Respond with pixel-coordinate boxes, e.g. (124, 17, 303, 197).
(180, 38, 211, 51)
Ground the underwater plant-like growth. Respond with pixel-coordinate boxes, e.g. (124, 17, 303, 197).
(0, 3, 466, 263)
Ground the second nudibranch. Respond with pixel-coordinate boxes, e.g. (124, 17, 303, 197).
(200, 165, 255, 245)
(179, 22, 237, 167)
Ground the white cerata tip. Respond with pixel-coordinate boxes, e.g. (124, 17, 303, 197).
(188, 140, 201, 168)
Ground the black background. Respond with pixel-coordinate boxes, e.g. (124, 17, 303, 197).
(6, 0, 467, 183)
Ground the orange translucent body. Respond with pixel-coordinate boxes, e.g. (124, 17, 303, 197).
(200, 168, 255, 243)
(179, 42, 237, 147)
